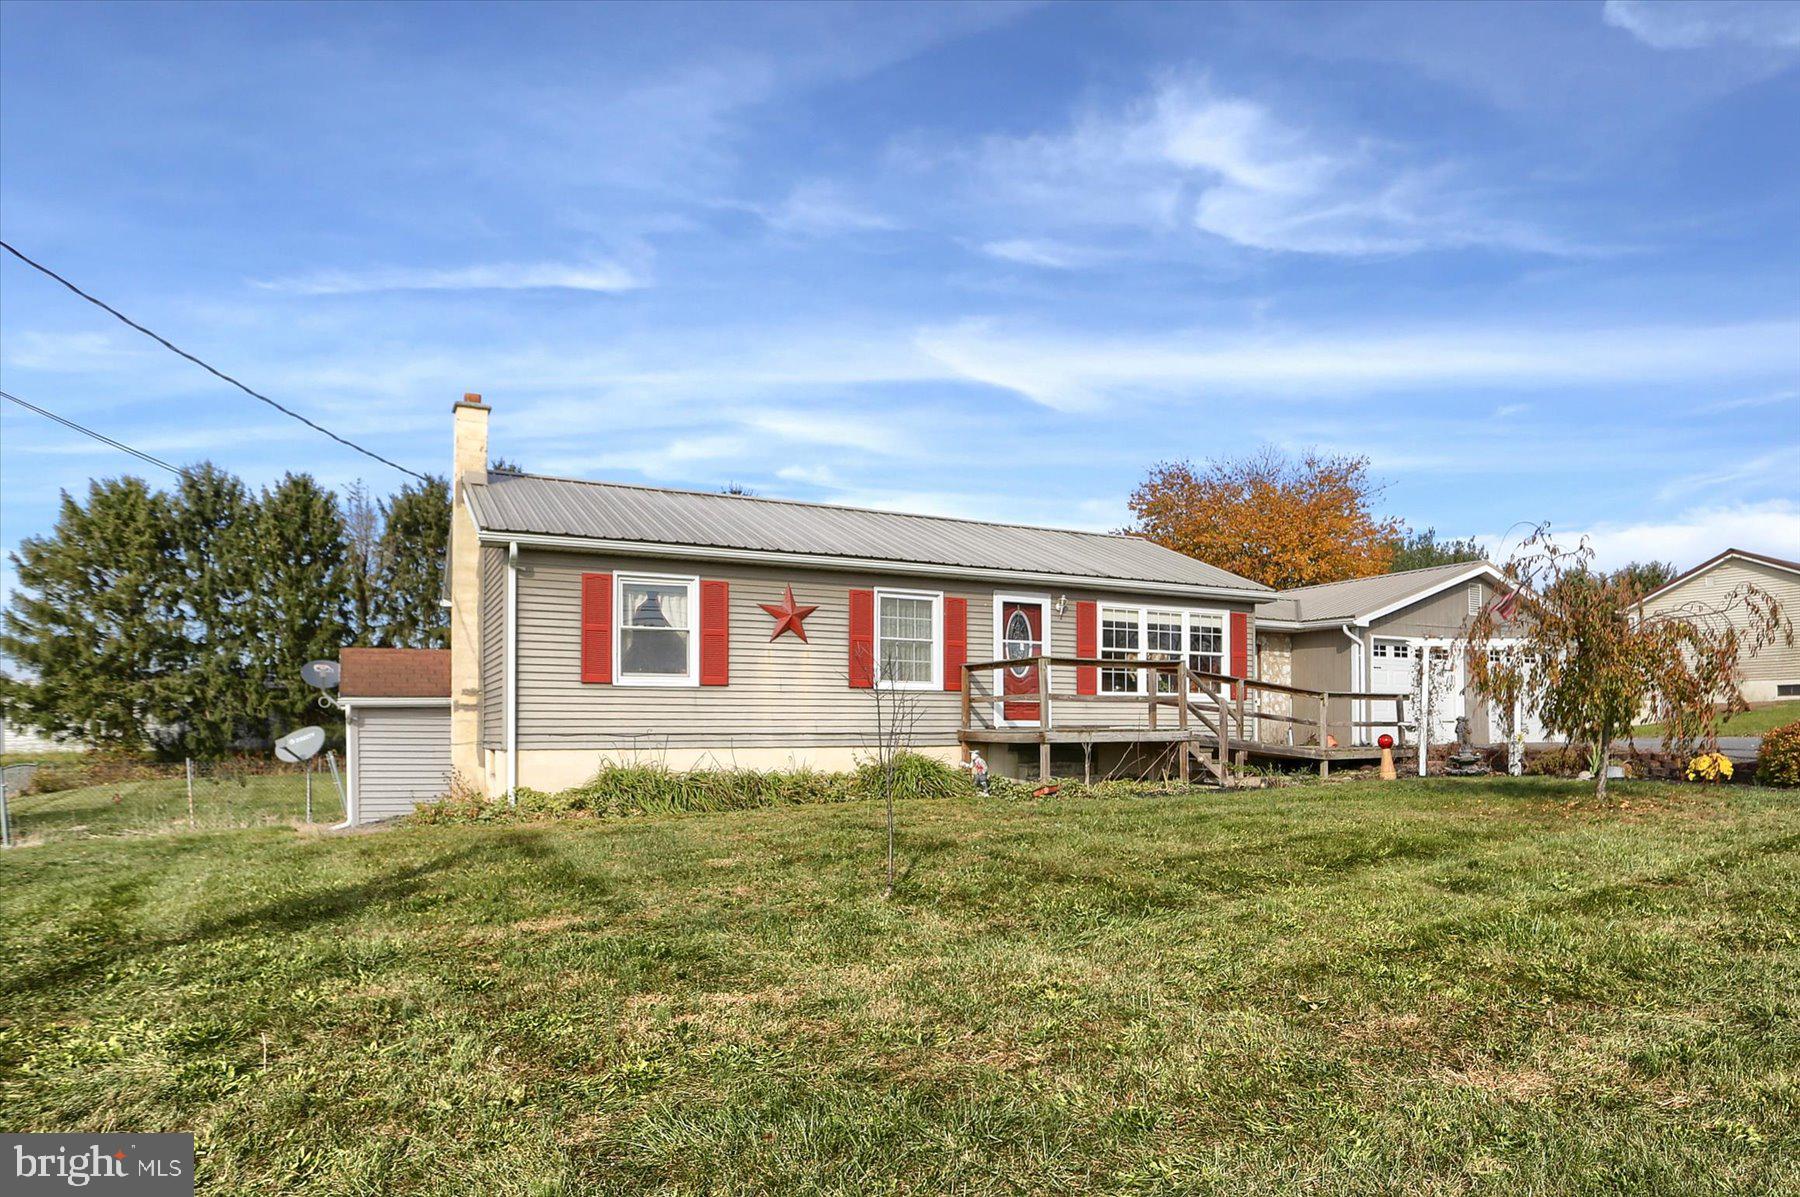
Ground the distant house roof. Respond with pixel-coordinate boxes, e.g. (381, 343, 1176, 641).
(1259, 560, 1507, 628)
(1639, 547, 1800, 606)
(339, 648, 450, 699)
(464, 472, 1273, 598)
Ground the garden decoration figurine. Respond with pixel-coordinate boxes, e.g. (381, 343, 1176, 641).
(1378, 733, 1397, 781)
(969, 750, 990, 794)
(1445, 716, 1490, 776)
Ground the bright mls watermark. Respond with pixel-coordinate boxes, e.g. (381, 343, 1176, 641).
(2, 1135, 193, 1194)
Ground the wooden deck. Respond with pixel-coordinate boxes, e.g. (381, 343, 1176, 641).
(958, 655, 1408, 785)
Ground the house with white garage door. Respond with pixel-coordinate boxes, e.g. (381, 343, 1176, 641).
(1256, 561, 1545, 749)
(340, 648, 452, 824)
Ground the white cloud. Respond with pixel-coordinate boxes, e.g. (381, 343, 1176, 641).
(2, 330, 147, 372)
(1603, 0, 1800, 50)
(973, 78, 1574, 257)
(255, 259, 645, 295)
(915, 317, 1800, 410)
(1492, 501, 1800, 573)
(745, 409, 912, 455)
(980, 238, 1105, 269)
(754, 181, 898, 236)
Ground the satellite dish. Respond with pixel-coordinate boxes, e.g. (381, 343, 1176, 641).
(275, 726, 326, 763)
(301, 660, 340, 690)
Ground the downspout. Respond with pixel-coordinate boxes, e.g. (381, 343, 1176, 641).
(331, 701, 357, 830)
(506, 541, 519, 804)
(1341, 624, 1364, 747)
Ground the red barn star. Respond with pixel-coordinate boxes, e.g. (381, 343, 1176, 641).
(759, 585, 818, 642)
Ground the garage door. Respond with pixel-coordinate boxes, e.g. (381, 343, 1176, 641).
(1370, 638, 1464, 745)
(351, 704, 452, 824)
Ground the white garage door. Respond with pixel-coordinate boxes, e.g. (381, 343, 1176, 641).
(1370, 638, 1464, 745)
(351, 704, 452, 824)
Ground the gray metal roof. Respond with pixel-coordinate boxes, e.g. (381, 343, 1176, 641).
(466, 472, 1271, 594)
(1261, 560, 1503, 625)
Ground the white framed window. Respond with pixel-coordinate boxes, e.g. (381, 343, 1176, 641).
(1468, 584, 1481, 615)
(875, 588, 941, 689)
(1187, 611, 1224, 678)
(1147, 610, 1184, 693)
(1100, 605, 1141, 693)
(616, 572, 699, 686)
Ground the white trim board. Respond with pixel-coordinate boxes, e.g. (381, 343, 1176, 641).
(341, 697, 452, 709)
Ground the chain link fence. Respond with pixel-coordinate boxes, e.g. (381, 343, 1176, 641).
(0, 754, 345, 846)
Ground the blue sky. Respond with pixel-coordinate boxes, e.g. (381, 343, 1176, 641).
(2, 0, 1797, 585)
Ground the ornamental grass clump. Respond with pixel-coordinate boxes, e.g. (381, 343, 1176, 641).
(1755, 720, 1800, 787)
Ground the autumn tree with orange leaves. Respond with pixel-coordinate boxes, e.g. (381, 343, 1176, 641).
(1126, 449, 1402, 590)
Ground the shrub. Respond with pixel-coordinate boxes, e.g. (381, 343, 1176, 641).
(1755, 720, 1800, 787)
(1525, 746, 1585, 777)
(409, 754, 982, 825)
(854, 751, 973, 802)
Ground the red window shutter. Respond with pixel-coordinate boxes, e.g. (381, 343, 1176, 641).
(848, 588, 875, 688)
(1230, 611, 1249, 698)
(700, 580, 730, 686)
(580, 572, 613, 684)
(943, 596, 968, 692)
(1075, 600, 1097, 696)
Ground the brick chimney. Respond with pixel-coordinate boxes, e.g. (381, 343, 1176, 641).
(448, 393, 489, 791)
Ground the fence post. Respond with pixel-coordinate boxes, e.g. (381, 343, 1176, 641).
(185, 758, 196, 828)
(1, 765, 11, 848)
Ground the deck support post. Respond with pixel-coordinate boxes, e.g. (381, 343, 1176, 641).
(1176, 659, 1191, 784)
(1038, 737, 1051, 783)
(1318, 691, 1331, 777)
(959, 663, 973, 763)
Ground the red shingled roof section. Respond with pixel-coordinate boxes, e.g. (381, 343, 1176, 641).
(339, 647, 451, 698)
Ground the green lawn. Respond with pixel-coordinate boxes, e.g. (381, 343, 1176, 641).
(1, 780, 1795, 1195)
(1634, 700, 1800, 738)
(6, 771, 335, 843)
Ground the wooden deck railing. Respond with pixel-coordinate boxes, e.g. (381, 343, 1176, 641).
(959, 655, 1410, 783)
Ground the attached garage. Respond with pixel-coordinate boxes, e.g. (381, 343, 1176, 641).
(340, 648, 453, 826)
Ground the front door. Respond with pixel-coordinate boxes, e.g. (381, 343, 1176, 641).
(1000, 599, 1046, 724)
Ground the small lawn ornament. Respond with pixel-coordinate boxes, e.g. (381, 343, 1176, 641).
(969, 750, 990, 794)
(1377, 733, 1397, 781)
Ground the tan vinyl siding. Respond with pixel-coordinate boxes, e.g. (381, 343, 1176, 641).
(1639, 558, 1800, 695)
(1369, 579, 1492, 639)
(352, 705, 452, 822)
(512, 549, 1259, 752)
(479, 547, 506, 749)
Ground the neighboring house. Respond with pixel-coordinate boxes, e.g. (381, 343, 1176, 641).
(340, 647, 452, 824)
(0, 719, 83, 756)
(1256, 561, 1540, 748)
(1635, 548, 1800, 705)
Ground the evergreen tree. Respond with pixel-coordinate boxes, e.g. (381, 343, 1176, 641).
(0, 477, 184, 752)
(1386, 527, 1488, 573)
(167, 463, 260, 756)
(252, 473, 349, 737)
(375, 475, 450, 648)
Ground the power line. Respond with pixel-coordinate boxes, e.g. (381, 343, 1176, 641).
(0, 240, 428, 482)
(1, 388, 188, 479)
